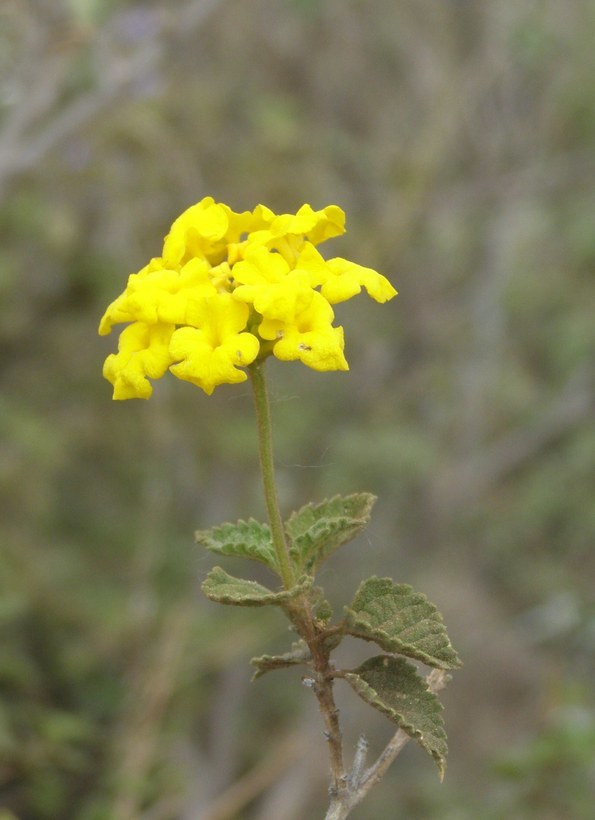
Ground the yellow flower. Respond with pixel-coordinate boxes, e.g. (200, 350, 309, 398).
(259, 291, 348, 372)
(169, 293, 260, 395)
(162, 197, 257, 269)
(256, 203, 345, 245)
(320, 258, 398, 304)
(232, 245, 315, 323)
(245, 204, 345, 264)
(99, 198, 396, 398)
(102, 322, 175, 400)
(98, 257, 165, 335)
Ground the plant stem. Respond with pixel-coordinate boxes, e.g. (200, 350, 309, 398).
(249, 361, 295, 589)
(309, 639, 346, 800)
(248, 364, 449, 818)
(249, 360, 347, 800)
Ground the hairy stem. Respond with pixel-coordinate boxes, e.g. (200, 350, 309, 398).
(307, 625, 346, 797)
(249, 361, 296, 590)
(249, 360, 347, 798)
(248, 361, 442, 817)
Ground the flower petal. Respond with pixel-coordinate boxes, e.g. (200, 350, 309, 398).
(321, 258, 398, 304)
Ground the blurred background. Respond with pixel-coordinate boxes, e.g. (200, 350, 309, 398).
(1, 1, 594, 818)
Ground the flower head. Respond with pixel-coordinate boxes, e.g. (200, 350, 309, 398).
(99, 198, 396, 398)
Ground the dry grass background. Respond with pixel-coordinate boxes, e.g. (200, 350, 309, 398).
(1, 1, 594, 817)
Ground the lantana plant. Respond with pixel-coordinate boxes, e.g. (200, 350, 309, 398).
(99, 197, 460, 818)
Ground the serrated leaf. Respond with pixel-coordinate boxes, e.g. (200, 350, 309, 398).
(195, 519, 279, 574)
(202, 566, 311, 607)
(344, 577, 462, 669)
(250, 640, 311, 680)
(344, 655, 448, 778)
(285, 493, 376, 573)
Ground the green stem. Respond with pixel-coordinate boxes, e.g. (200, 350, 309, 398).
(249, 361, 346, 800)
(249, 361, 296, 589)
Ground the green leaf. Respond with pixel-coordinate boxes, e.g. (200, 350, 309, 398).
(344, 577, 462, 669)
(202, 566, 311, 607)
(285, 493, 376, 573)
(344, 655, 448, 778)
(250, 640, 311, 680)
(315, 597, 334, 624)
(195, 519, 279, 574)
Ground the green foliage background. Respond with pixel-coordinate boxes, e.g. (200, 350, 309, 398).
(1, 1, 594, 817)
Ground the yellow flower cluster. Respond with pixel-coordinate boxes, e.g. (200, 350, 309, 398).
(99, 198, 397, 399)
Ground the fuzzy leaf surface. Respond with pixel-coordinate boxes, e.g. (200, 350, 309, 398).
(344, 655, 448, 778)
(202, 566, 310, 607)
(195, 519, 278, 574)
(285, 493, 376, 573)
(251, 640, 311, 680)
(344, 577, 462, 669)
